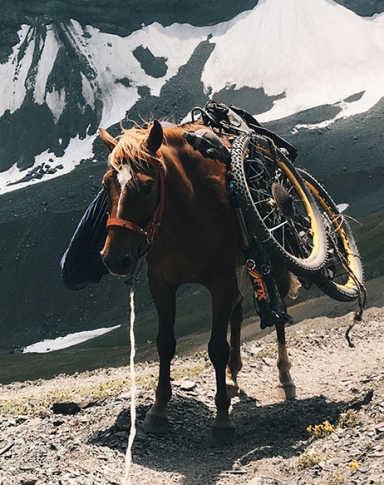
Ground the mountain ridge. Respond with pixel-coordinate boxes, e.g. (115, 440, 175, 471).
(2, 0, 384, 190)
(0, 0, 382, 359)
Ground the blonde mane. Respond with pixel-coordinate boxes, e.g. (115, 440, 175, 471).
(108, 125, 168, 176)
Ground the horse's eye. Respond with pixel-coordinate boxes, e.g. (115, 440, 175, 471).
(141, 179, 155, 194)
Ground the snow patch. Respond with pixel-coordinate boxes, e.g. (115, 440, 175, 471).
(202, 0, 384, 123)
(337, 203, 349, 213)
(0, 25, 31, 117)
(23, 325, 121, 353)
(46, 88, 66, 123)
(0, 134, 96, 194)
(34, 26, 61, 106)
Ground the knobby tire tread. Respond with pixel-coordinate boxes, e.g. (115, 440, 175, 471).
(298, 169, 364, 302)
(230, 134, 327, 277)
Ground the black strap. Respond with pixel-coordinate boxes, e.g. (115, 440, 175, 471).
(201, 100, 298, 161)
(229, 104, 298, 161)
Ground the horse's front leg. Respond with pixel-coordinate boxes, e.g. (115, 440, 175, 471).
(142, 270, 177, 435)
(208, 274, 239, 445)
(226, 291, 243, 398)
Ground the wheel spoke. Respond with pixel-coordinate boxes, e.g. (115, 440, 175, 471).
(230, 133, 327, 274)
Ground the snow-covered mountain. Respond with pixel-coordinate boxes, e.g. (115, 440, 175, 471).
(0, 0, 383, 356)
(1, 0, 384, 192)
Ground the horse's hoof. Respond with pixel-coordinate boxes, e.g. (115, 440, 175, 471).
(142, 414, 169, 435)
(226, 383, 239, 399)
(211, 426, 237, 447)
(276, 383, 296, 400)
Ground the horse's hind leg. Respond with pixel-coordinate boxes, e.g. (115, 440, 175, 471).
(143, 270, 177, 435)
(274, 266, 296, 400)
(275, 323, 296, 400)
(226, 291, 243, 398)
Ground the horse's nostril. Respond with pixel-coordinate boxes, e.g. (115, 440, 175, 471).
(122, 255, 133, 269)
(102, 252, 133, 275)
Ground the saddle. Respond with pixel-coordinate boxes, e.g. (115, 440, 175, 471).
(185, 100, 298, 164)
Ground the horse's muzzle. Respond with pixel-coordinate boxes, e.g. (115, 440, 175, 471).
(101, 251, 134, 277)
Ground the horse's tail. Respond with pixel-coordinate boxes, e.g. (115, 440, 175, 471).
(287, 272, 301, 300)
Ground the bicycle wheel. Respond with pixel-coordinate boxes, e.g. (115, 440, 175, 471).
(230, 134, 328, 276)
(297, 169, 364, 302)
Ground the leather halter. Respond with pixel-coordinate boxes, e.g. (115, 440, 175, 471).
(106, 154, 165, 243)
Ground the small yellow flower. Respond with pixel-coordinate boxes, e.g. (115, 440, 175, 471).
(307, 420, 335, 438)
(348, 460, 359, 469)
(323, 420, 335, 433)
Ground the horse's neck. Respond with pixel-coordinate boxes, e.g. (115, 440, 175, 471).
(161, 139, 227, 215)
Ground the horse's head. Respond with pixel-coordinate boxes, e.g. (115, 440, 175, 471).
(99, 120, 165, 277)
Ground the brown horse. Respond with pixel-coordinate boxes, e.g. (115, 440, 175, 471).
(99, 120, 296, 443)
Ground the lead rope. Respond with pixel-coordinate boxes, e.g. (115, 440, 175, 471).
(123, 287, 137, 485)
(327, 218, 367, 348)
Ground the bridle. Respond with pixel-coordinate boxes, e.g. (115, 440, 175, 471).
(106, 153, 165, 245)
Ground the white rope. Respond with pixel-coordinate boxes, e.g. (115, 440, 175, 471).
(123, 287, 137, 485)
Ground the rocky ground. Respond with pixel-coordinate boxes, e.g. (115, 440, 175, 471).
(1, 303, 384, 485)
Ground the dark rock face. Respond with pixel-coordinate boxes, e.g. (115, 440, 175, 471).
(0, 0, 259, 60)
(0, 21, 103, 173)
(133, 46, 168, 79)
(334, 0, 384, 16)
(127, 40, 215, 122)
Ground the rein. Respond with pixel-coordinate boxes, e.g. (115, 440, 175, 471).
(106, 154, 165, 244)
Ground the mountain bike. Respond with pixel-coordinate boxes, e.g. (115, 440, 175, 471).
(229, 133, 328, 277)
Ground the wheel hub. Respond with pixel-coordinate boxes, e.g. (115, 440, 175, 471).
(271, 182, 295, 219)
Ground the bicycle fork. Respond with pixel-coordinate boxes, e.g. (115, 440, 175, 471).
(233, 206, 293, 329)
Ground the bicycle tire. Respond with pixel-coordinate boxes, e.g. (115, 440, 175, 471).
(230, 134, 328, 276)
(297, 169, 364, 302)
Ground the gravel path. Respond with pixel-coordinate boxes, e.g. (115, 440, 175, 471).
(1, 306, 383, 485)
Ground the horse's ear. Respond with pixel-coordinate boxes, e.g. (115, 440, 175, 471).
(146, 120, 163, 154)
(99, 127, 118, 152)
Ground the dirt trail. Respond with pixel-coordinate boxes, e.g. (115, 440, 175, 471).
(0, 303, 384, 485)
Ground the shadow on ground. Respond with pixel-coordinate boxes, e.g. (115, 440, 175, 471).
(89, 388, 372, 484)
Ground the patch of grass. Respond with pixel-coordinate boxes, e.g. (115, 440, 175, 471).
(254, 344, 278, 359)
(171, 360, 211, 381)
(0, 334, 133, 385)
(0, 287, 214, 385)
(353, 209, 384, 279)
(337, 409, 362, 428)
(298, 450, 327, 469)
(327, 474, 346, 485)
(0, 376, 131, 417)
(0, 357, 212, 417)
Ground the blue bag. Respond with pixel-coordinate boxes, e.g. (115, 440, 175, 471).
(60, 189, 109, 290)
